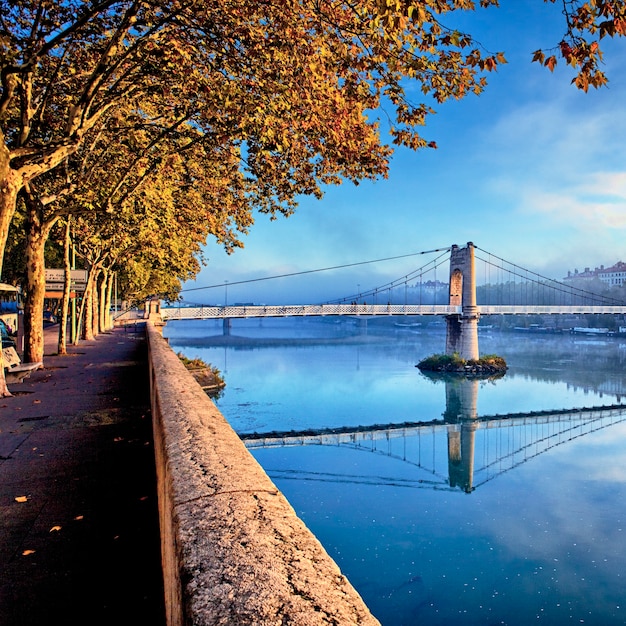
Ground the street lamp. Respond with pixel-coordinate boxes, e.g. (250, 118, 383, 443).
(224, 280, 229, 307)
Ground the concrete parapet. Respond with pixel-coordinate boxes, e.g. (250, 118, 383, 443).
(146, 323, 380, 626)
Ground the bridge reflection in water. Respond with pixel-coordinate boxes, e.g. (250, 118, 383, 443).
(241, 377, 626, 493)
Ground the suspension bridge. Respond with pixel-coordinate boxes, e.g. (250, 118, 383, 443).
(160, 242, 626, 359)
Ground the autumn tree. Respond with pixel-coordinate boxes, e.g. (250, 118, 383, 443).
(0, 0, 494, 380)
(3, 1, 624, 273)
(67, 144, 222, 342)
(21, 116, 232, 357)
(0, 0, 510, 281)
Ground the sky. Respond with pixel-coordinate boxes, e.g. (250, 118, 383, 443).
(180, 1, 626, 306)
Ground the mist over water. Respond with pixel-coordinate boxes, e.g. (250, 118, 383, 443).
(165, 317, 626, 625)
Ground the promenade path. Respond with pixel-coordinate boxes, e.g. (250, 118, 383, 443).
(0, 324, 165, 626)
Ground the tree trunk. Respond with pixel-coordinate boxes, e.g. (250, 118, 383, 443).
(99, 270, 108, 332)
(82, 281, 94, 341)
(0, 140, 22, 278)
(100, 270, 114, 331)
(58, 218, 72, 355)
(74, 280, 87, 345)
(81, 269, 98, 341)
(0, 151, 22, 397)
(105, 271, 114, 331)
(23, 196, 56, 363)
(92, 269, 101, 336)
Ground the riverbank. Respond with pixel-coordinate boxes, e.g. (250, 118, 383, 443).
(148, 323, 380, 625)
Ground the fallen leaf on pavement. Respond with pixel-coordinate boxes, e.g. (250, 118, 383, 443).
(22, 550, 35, 556)
(50, 525, 62, 532)
(15, 496, 28, 503)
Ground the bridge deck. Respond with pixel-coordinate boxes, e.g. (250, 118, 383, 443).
(161, 303, 626, 320)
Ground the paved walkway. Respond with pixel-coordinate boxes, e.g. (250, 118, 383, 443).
(0, 324, 165, 626)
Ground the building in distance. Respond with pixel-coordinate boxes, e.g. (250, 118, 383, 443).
(564, 261, 626, 287)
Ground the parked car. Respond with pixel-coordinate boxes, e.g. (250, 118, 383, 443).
(0, 319, 16, 349)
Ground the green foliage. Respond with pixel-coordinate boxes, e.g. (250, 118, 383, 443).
(177, 353, 210, 369)
(418, 352, 507, 371)
(176, 352, 225, 387)
(418, 352, 465, 369)
(471, 354, 507, 368)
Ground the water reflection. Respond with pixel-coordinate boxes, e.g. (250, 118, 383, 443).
(243, 374, 626, 496)
(442, 376, 480, 494)
(248, 391, 626, 624)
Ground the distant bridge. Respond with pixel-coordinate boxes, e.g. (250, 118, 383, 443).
(160, 303, 626, 321)
(162, 242, 626, 360)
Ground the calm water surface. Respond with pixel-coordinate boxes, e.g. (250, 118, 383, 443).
(164, 317, 626, 625)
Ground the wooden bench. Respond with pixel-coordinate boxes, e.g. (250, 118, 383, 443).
(3, 347, 42, 383)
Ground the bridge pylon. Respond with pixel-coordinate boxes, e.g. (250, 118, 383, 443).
(445, 242, 479, 360)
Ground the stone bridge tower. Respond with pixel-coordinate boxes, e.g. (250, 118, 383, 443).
(446, 242, 479, 360)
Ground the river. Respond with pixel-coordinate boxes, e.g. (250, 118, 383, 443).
(164, 317, 626, 626)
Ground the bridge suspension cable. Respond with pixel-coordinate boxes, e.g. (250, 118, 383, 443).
(322, 242, 626, 308)
(176, 246, 451, 302)
(475, 245, 626, 307)
(171, 242, 625, 310)
(323, 248, 451, 305)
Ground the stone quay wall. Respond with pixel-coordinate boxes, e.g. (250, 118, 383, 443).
(146, 322, 380, 626)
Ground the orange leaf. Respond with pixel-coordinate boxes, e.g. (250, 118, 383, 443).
(50, 525, 62, 532)
(22, 550, 36, 556)
(15, 496, 28, 503)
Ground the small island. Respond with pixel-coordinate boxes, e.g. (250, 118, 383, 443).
(416, 352, 508, 376)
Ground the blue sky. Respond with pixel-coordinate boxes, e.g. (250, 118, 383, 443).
(182, 1, 626, 306)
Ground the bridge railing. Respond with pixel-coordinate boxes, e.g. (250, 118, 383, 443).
(160, 303, 626, 321)
(478, 305, 626, 315)
(161, 304, 462, 320)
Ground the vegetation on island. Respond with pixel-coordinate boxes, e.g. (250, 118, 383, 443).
(417, 353, 507, 375)
(177, 353, 225, 397)
(0, 1, 623, 399)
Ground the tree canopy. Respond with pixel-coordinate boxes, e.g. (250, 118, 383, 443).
(2, 1, 624, 273)
(0, 0, 508, 279)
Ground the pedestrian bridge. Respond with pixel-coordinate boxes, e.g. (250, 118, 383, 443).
(161, 242, 626, 360)
(160, 302, 626, 321)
